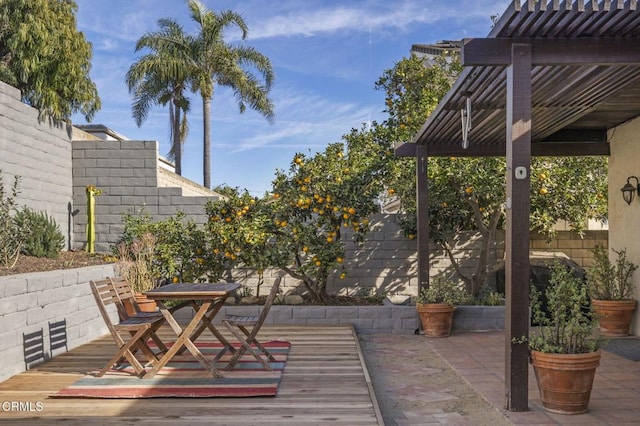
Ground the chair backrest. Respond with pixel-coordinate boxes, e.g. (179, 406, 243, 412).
(108, 276, 139, 320)
(49, 319, 68, 358)
(90, 279, 122, 335)
(254, 275, 282, 330)
(23, 328, 46, 370)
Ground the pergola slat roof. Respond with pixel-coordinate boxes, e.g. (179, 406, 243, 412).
(408, 0, 640, 157)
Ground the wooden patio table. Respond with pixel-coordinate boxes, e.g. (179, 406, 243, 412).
(143, 282, 240, 379)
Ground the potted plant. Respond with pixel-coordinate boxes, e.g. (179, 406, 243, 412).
(527, 261, 601, 415)
(115, 232, 160, 313)
(586, 244, 638, 337)
(416, 275, 470, 337)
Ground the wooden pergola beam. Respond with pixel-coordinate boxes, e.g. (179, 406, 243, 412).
(394, 129, 609, 158)
(462, 37, 640, 66)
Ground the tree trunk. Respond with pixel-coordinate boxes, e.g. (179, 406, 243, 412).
(172, 105, 182, 175)
(202, 94, 212, 188)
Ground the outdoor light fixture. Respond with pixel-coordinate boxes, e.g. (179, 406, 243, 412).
(620, 176, 640, 205)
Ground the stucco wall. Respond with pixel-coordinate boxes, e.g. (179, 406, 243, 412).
(608, 116, 640, 335)
(0, 81, 74, 249)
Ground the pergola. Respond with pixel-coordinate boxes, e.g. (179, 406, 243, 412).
(396, 0, 640, 412)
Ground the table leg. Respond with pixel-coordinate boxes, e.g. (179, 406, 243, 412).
(144, 300, 223, 379)
(176, 297, 237, 358)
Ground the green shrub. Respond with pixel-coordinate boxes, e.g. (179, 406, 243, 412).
(0, 171, 31, 268)
(14, 208, 64, 258)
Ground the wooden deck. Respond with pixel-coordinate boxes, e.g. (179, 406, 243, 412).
(0, 325, 382, 424)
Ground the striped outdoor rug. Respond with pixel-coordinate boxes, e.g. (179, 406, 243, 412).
(55, 340, 290, 398)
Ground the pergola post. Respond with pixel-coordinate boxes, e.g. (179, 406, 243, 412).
(416, 145, 430, 295)
(504, 43, 531, 412)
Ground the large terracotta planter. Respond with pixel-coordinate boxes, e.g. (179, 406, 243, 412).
(591, 299, 637, 337)
(416, 303, 455, 337)
(530, 350, 601, 415)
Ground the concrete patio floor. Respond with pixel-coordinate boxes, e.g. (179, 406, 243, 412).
(420, 331, 640, 425)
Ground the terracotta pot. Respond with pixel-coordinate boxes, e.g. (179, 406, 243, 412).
(416, 303, 455, 337)
(591, 299, 637, 337)
(135, 293, 158, 312)
(530, 350, 601, 415)
(124, 294, 158, 316)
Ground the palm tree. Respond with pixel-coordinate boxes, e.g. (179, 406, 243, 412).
(126, 19, 192, 175)
(185, 0, 275, 188)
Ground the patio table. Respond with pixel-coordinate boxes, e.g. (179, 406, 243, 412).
(143, 282, 240, 379)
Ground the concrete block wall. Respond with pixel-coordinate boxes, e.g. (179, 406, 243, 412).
(172, 305, 420, 334)
(71, 139, 222, 253)
(529, 230, 608, 267)
(0, 81, 74, 249)
(0, 264, 116, 383)
(231, 224, 607, 299)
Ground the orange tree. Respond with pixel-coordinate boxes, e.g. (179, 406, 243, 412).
(204, 140, 383, 304)
(270, 135, 387, 303)
(378, 55, 608, 298)
(205, 189, 276, 295)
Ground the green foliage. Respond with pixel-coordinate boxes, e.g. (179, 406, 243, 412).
(377, 54, 608, 297)
(0, 171, 31, 268)
(0, 0, 100, 122)
(474, 286, 505, 306)
(13, 208, 64, 258)
(268, 141, 383, 303)
(416, 275, 471, 306)
(587, 244, 638, 300)
(204, 137, 383, 304)
(139, 0, 275, 187)
(127, 18, 191, 175)
(528, 261, 599, 354)
(205, 190, 276, 295)
(117, 211, 214, 284)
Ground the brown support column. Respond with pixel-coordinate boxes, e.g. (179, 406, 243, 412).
(416, 145, 430, 295)
(505, 43, 531, 412)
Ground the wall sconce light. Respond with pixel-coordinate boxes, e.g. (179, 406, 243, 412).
(620, 176, 640, 205)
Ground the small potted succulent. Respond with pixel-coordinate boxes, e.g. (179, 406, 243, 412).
(586, 244, 638, 336)
(526, 260, 601, 415)
(415, 275, 470, 337)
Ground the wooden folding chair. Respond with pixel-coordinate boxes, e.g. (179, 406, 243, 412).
(220, 278, 281, 370)
(90, 279, 165, 377)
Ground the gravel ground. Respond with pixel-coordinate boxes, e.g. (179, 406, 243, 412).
(359, 334, 512, 425)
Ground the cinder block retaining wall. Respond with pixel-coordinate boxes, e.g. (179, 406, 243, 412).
(173, 304, 505, 335)
(0, 264, 116, 383)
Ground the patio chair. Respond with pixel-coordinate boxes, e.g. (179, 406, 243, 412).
(90, 278, 165, 377)
(220, 278, 281, 370)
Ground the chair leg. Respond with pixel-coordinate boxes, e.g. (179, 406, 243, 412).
(223, 323, 272, 371)
(98, 328, 150, 377)
(237, 325, 276, 362)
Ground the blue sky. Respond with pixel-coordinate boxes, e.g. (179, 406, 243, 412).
(72, 0, 509, 196)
